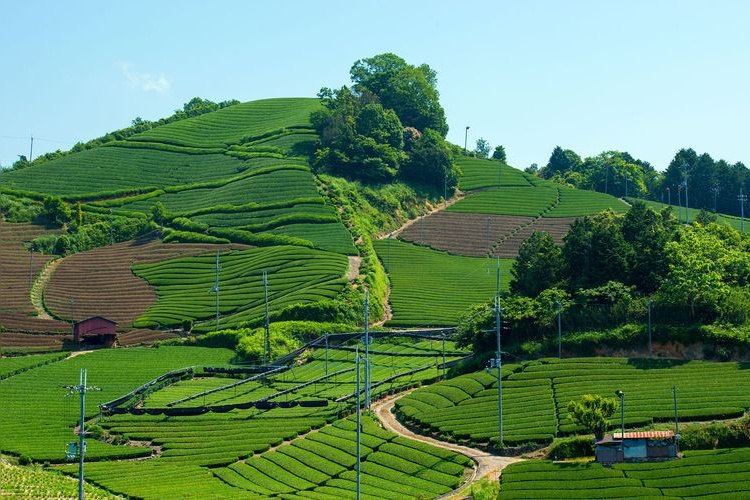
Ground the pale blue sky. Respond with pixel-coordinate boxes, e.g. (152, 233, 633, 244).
(1, 1, 748, 171)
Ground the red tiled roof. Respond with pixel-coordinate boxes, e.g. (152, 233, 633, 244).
(613, 430, 674, 440)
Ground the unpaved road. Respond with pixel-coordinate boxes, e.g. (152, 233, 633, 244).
(372, 392, 523, 497)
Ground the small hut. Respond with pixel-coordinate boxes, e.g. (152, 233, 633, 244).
(595, 430, 677, 464)
(73, 316, 118, 347)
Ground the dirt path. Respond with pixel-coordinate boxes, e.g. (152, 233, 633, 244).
(30, 257, 61, 320)
(372, 392, 523, 496)
(347, 255, 362, 281)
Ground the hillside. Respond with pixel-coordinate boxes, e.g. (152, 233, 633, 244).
(0, 97, 360, 336)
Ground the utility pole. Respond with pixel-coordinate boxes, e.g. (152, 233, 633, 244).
(210, 251, 220, 331)
(464, 126, 470, 153)
(324, 332, 329, 376)
(363, 289, 370, 410)
(441, 332, 446, 380)
(495, 295, 503, 448)
(355, 346, 361, 500)
(64, 368, 101, 500)
(109, 209, 114, 246)
(263, 270, 270, 365)
(29, 135, 33, 162)
(666, 187, 670, 207)
(495, 256, 501, 298)
(739, 189, 747, 233)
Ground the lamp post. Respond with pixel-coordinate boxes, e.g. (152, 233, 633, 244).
(615, 390, 625, 457)
(464, 126, 470, 153)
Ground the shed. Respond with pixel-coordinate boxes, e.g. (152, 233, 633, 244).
(73, 316, 118, 347)
(595, 430, 677, 464)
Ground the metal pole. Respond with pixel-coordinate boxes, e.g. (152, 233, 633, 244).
(263, 270, 270, 364)
(324, 333, 329, 376)
(29, 135, 33, 163)
(444, 174, 447, 207)
(556, 300, 562, 359)
(441, 332, 446, 380)
(355, 346, 361, 500)
(617, 390, 625, 455)
(364, 289, 370, 410)
(486, 217, 491, 251)
(109, 209, 114, 246)
(464, 126, 469, 153)
(214, 251, 220, 331)
(673, 386, 679, 451)
(495, 296, 503, 448)
(648, 300, 653, 358)
(495, 256, 501, 298)
(78, 369, 86, 500)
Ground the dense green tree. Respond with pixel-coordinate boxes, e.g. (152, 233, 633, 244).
(567, 394, 617, 440)
(542, 146, 582, 179)
(312, 86, 406, 182)
(492, 145, 507, 163)
(42, 196, 72, 226)
(562, 212, 630, 290)
(400, 129, 459, 191)
(621, 202, 675, 292)
(350, 53, 448, 136)
(475, 138, 490, 159)
(510, 231, 564, 297)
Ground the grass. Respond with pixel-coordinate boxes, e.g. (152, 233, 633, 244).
(373, 239, 511, 326)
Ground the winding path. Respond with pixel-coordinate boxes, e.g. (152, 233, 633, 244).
(372, 391, 523, 496)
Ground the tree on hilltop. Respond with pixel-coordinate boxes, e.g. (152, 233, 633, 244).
(350, 53, 448, 136)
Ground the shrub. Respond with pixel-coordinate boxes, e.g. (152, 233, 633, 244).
(546, 436, 595, 459)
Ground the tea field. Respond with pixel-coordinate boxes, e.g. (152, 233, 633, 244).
(0, 459, 117, 499)
(498, 447, 750, 498)
(2, 337, 474, 498)
(372, 239, 511, 326)
(396, 357, 750, 447)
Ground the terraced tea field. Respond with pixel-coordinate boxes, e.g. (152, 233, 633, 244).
(627, 197, 748, 231)
(373, 239, 511, 326)
(456, 157, 532, 191)
(0, 221, 69, 334)
(130, 98, 321, 148)
(498, 447, 750, 498)
(0, 147, 255, 196)
(132, 245, 348, 330)
(0, 459, 116, 499)
(447, 186, 558, 217)
(31, 337, 471, 498)
(398, 212, 575, 258)
(0, 347, 236, 461)
(45, 238, 246, 326)
(397, 357, 750, 448)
